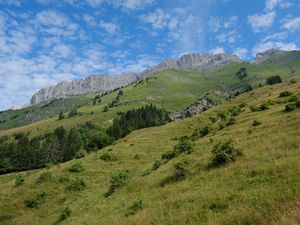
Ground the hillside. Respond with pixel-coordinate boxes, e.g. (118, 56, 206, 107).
(1, 50, 300, 136)
(1, 81, 300, 225)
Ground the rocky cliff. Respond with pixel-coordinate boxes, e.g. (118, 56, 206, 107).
(31, 53, 241, 105)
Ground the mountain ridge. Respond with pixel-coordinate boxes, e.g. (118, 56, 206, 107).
(31, 53, 241, 105)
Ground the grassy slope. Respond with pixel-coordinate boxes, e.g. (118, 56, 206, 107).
(1, 82, 300, 225)
(1, 51, 300, 137)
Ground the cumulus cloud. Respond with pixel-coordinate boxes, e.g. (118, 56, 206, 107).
(265, 0, 293, 11)
(282, 17, 300, 31)
(99, 21, 119, 34)
(248, 11, 276, 32)
(216, 31, 240, 44)
(210, 47, 225, 54)
(262, 32, 288, 42)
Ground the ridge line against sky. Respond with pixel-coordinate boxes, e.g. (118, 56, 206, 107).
(0, 0, 299, 110)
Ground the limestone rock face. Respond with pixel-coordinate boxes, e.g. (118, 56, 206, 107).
(31, 73, 137, 104)
(31, 53, 241, 105)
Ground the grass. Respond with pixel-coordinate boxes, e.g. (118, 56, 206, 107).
(1, 82, 300, 224)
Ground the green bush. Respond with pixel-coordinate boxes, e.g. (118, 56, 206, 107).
(36, 171, 52, 184)
(100, 152, 118, 162)
(161, 138, 193, 161)
(211, 140, 242, 166)
(252, 120, 262, 127)
(24, 192, 46, 208)
(57, 207, 72, 223)
(69, 162, 84, 173)
(285, 103, 296, 112)
(125, 200, 143, 217)
(259, 103, 269, 111)
(228, 106, 242, 116)
(105, 172, 128, 197)
(209, 199, 228, 212)
(279, 91, 293, 97)
(66, 178, 86, 191)
(249, 105, 259, 112)
(152, 160, 161, 170)
(192, 126, 210, 139)
(174, 162, 187, 178)
(288, 95, 299, 103)
(75, 150, 88, 159)
(226, 117, 236, 126)
(15, 175, 24, 186)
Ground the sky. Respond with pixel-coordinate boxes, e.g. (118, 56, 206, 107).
(0, 0, 300, 110)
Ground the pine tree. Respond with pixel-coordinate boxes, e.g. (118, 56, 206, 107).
(58, 111, 64, 120)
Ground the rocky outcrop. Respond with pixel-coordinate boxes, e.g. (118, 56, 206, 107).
(31, 53, 241, 105)
(251, 49, 284, 64)
(169, 98, 215, 120)
(31, 73, 137, 104)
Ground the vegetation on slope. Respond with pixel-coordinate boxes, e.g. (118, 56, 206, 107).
(1, 50, 300, 136)
(1, 82, 300, 224)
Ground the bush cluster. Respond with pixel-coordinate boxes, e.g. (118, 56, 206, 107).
(161, 137, 193, 161)
(24, 192, 46, 208)
(211, 140, 242, 166)
(100, 152, 118, 162)
(66, 178, 86, 191)
(105, 172, 128, 197)
(125, 200, 143, 217)
(15, 175, 24, 186)
(69, 162, 84, 173)
(36, 171, 52, 184)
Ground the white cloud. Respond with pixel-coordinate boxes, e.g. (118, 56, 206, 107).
(282, 17, 300, 31)
(233, 48, 248, 59)
(52, 44, 72, 58)
(209, 16, 238, 33)
(216, 31, 240, 44)
(252, 41, 298, 56)
(112, 0, 154, 10)
(210, 47, 225, 54)
(35, 10, 78, 37)
(262, 32, 288, 42)
(265, 0, 293, 11)
(140, 8, 173, 30)
(248, 11, 276, 32)
(99, 21, 119, 34)
(0, 0, 22, 6)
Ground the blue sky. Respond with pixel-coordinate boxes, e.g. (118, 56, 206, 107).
(0, 0, 300, 110)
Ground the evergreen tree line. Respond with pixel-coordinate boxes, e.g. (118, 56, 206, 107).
(0, 105, 170, 174)
(107, 104, 171, 139)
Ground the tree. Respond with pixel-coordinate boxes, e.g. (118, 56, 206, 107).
(266, 75, 282, 85)
(58, 111, 64, 120)
(63, 128, 83, 161)
(103, 106, 109, 112)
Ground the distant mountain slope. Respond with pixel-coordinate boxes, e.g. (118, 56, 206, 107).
(1, 82, 300, 225)
(31, 53, 241, 105)
(1, 50, 300, 134)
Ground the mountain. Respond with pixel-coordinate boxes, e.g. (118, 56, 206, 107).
(1, 50, 300, 134)
(31, 53, 241, 105)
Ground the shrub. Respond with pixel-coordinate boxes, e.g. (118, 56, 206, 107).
(285, 103, 296, 112)
(57, 207, 72, 223)
(36, 171, 52, 184)
(249, 105, 259, 112)
(226, 117, 236, 126)
(228, 106, 242, 116)
(252, 120, 262, 127)
(211, 140, 242, 166)
(152, 160, 161, 170)
(100, 152, 118, 162)
(125, 200, 143, 217)
(259, 102, 270, 111)
(161, 150, 177, 161)
(288, 95, 299, 103)
(174, 138, 193, 154)
(15, 175, 24, 186)
(174, 162, 187, 178)
(218, 122, 225, 130)
(279, 91, 293, 97)
(217, 111, 229, 120)
(103, 106, 109, 112)
(58, 175, 70, 183)
(105, 172, 128, 197)
(66, 178, 86, 191)
(290, 79, 297, 84)
(24, 192, 46, 208)
(192, 126, 210, 139)
(68, 109, 80, 118)
(69, 162, 84, 173)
